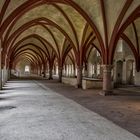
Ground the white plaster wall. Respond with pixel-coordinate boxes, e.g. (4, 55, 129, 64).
(88, 63, 93, 77)
(56, 65, 58, 75)
(82, 79, 102, 89)
(71, 65, 74, 76)
(135, 71, 140, 86)
(1, 67, 8, 86)
(62, 77, 77, 86)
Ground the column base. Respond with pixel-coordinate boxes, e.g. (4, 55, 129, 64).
(48, 77, 53, 80)
(75, 84, 82, 88)
(100, 90, 113, 96)
(58, 78, 62, 83)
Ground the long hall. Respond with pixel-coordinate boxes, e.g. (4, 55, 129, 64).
(0, 0, 140, 139)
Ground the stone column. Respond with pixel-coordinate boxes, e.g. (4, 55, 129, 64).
(58, 66, 63, 82)
(84, 63, 88, 77)
(53, 65, 55, 75)
(69, 65, 72, 77)
(101, 65, 113, 95)
(0, 48, 2, 90)
(94, 63, 97, 78)
(38, 68, 40, 76)
(4, 67, 8, 83)
(48, 68, 53, 80)
(73, 65, 76, 77)
(66, 65, 68, 76)
(64, 65, 67, 76)
(43, 64, 47, 78)
(8, 69, 10, 80)
(2, 65, 6, 86)
(4, 66, 9, 85)
(74, 65, 77, 77)
(6, 69, 8, 81)
(122, 61, 127, 84)
(43, 72, 46, 78)
(76, 66, 83, 88)
(71, 65, 74, 77)
(39, 65, 42, 76)
(68, 65, 70, 77)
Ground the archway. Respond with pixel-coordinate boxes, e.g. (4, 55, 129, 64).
(126, 59, 135, 85)
(24, 65, 30, 75)
(116, 60, 123, 85)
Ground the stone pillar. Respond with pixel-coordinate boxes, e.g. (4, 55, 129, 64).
(71, 65, 74, 77)
(38, 68, 41, 76)
(8, 69, 11, 80)
(5, 68, 8, 82)
(73, 65, 76, 77)
(4, 67, 7, 84)
(94, 64, 97, 78)
(0, 50, 2, 90)
(84, 63, 88, 77)
(101, 65, 113, 95)
(76, 66, 83, 88)
(69, 65, 72, 77)
(2, 66, 6, 86)
(63, 65, 65, 76)
(68, 65, 70, 77)
(43, 72, 46, 78)
(58, 66, 63, 82)
(39, 66, 42, 76)
(64, 65, 66, 76)
(75, 67, 77, 76)
(122, 61, 127, 84)
(43, 64, 46, 78)
(48, 68, 53, 80)
(1, 65, 7, 87)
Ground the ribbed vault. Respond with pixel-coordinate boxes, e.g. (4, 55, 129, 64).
(0, 0, 140, 92)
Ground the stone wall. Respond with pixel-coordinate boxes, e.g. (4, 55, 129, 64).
(135, 72, 140, 86)
(82, 78, 102, 89)
(62, 77, 77, 86)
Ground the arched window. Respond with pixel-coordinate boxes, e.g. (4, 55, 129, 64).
(25, 65, 30, 72)
(97, 64, 101, 75)
(117, 45, 123, 52)
(97, 51, 100, 57)
(117, 40, 123, 52)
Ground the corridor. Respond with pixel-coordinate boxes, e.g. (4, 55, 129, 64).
(0, 79, 139, 140)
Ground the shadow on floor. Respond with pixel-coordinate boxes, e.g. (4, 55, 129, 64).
(0, 106, 16, 111)
(39, 79, 140, 138)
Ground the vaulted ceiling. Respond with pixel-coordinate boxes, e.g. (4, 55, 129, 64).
(0, 0, 140, 70)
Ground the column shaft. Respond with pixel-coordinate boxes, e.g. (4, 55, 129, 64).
(76, 66, 83, 88)
(101, 65, 113, 95)
(48, 68, 53, 80)
(58, 67, 63, 82)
